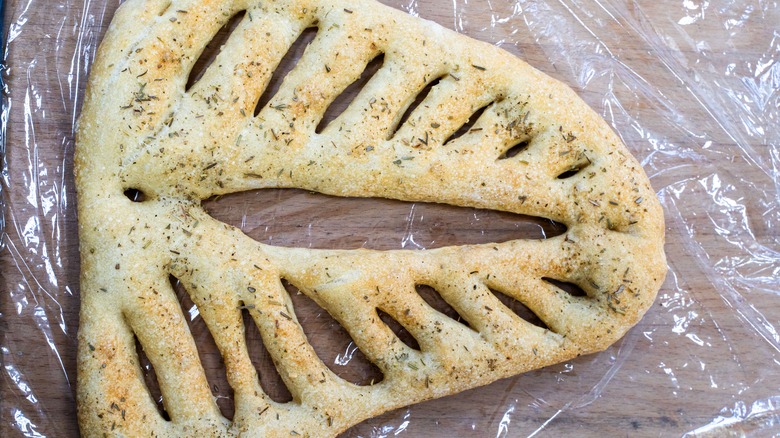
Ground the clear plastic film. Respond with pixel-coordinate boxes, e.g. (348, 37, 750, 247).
(1, 0, 778, 436)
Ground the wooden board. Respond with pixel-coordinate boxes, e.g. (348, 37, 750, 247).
(2, 0, 778, 436)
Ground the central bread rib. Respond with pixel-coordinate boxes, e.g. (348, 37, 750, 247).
(75, 0, 666, 436)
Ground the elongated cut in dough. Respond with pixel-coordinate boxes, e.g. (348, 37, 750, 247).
(75, 0, 666, 435)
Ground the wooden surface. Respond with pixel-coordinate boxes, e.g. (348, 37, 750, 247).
(2, 0, 779, 436)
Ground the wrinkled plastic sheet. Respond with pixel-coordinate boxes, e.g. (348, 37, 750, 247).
(2, 0, 779, 436)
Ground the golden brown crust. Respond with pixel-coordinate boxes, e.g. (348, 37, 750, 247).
(75, 0, 666, 436)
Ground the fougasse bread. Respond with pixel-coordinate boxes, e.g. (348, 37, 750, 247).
(75, 0, 667, 435)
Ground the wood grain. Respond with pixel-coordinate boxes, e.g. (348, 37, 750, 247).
(2, 0, 778, 436)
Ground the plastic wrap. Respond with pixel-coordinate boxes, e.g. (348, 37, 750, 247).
(1, 0, 778, 436)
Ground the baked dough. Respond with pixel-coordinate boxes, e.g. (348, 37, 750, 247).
(75, 0, 666, 435)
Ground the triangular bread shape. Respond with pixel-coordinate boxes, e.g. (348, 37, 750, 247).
(75, 0, 666, 435)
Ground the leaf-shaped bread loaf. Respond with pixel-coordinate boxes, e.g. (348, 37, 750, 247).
(75, 0, 666, 435)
